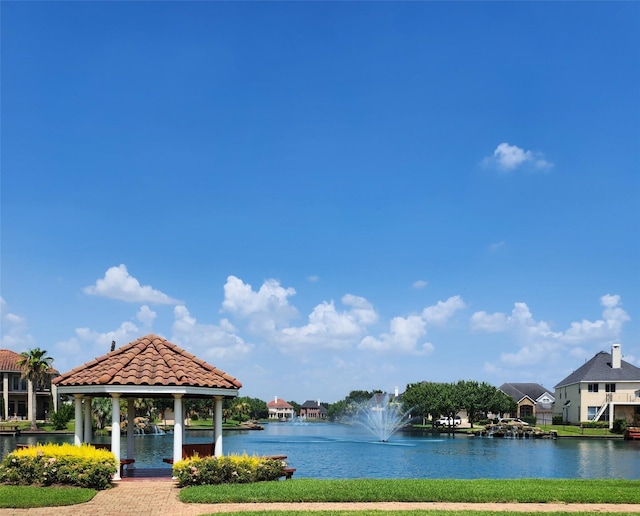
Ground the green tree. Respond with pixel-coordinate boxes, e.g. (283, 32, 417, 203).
(91, 397, 112, 429)
(16, 348, 53, 430)
(456, 380, 482, 429)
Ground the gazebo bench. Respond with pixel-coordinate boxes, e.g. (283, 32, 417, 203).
(163, 442, 215, 464)
(91, 443, 135, 477)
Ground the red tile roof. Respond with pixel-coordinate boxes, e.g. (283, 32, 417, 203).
(53, 334, 242, 389)
(0, 349, 58, 374)
(267, 398, 294, 409)
(0, 349, 24, 372)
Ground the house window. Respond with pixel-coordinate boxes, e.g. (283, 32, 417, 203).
(588, 383, 599, 393)
(11, 376, 27, 391)
(605, 383, 616, 393)
(587, 406, 599, 419)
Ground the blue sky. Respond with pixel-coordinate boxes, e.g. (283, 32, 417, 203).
(1, 1, 638, 404)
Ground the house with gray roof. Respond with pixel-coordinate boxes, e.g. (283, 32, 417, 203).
(554, 343, 640, 427)
(299, 400, 327, 419)
(499, 382, 555, 424)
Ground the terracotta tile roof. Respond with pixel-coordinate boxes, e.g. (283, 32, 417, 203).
(0, 349, 24, 372)
(0, 349, 58, 374)
(267, 398, 294, 409)
(52, 334, 242, 389)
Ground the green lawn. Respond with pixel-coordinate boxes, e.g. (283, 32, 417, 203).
(180, 478, 640, 504)
(0, 485, 96, 508)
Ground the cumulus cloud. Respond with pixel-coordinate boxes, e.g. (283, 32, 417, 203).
(83, 265, 179, 304)
(136, 305, 157, 328)
(358, 315, 432, 354)
(412, 280, 428, 289)
(0, 297, 35, 349)
(222, 276, 298, 332)
(57, 320, 143, 362)
(172, 305, 252, 361)
(561, 294, 630, 343)
(471, 295, 630, 367)
(483, 142, 553, 171)
(422, 295, 466, 325)
(279, 294, 377, 350)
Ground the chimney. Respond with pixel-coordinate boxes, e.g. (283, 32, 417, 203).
(611, 344, 622, 369)
(317, 399, 321, 407)
(275, 396, 278, 403)
(394, 386, 399, 397)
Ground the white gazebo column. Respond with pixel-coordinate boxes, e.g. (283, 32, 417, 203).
(126, 399, 135, 468)
(73, 394, 84, 446)
(27, 380, 34, 424)
(172, 394, 183, 465)
(3, 374, 9, 420)
(83, 397, 92, 443)
(111, 394, 121, 481)
(214, 395, 223, 457)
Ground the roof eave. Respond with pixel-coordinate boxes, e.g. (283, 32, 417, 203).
(56, 384, 240, 398)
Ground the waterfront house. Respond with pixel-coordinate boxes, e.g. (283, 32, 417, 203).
(266, 396, 295, 421)
(299, 399, 327, 419)
(499, 382, 555, 424)
(553, 343, 640, 427)
(0, 349, 59, 421)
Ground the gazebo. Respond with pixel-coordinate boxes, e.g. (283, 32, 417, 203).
(52, 334, 242, 480)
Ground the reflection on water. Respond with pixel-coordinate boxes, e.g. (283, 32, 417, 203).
(2, 423, 639, 479)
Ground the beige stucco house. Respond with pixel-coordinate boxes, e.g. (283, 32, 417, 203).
(554, 343, 640, 427)
(266, 396, 295, 420)
(0, 349, 59, 421)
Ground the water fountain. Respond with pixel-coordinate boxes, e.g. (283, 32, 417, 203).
(353, 392, 414, 442)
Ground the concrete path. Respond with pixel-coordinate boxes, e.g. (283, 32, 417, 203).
(1, 480, 640, 515)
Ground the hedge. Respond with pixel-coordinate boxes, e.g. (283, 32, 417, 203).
(173, 454, 286, 486)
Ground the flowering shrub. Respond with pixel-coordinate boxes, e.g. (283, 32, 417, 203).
(173, 453, 286, 486)
(0, 443, 117, 490)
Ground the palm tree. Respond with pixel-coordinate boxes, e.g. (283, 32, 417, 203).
(16, 348, 54, 430)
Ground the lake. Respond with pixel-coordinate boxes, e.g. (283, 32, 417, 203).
(3, 422, 639, 479)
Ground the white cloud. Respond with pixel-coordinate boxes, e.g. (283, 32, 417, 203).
(222, 276, 298, 332)
(470, 295, 631, 369)
(279, 295, 377, 350)
(470, 311, 508, 332)
(422, 295, 465, 325)
(136, 305, 157, 328)
(561, 294, 630, 343)
(307, 275, 319, 282)
(358, 315, 431, 354)
(57, 320, 143, 363)
(412, 280, 428, 289)
(0, 297, 35, 349)
(172, 305, 252, 361)
(83, 264, 178, 304)
(484, 142, 553, 171)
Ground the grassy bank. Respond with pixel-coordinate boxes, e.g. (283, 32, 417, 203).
(0, 485, 96, 508)
(180, 478, 640, 504)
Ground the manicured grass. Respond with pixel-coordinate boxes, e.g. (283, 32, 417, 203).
(180, 478, 640, 504)
(0, 485, 96, 508)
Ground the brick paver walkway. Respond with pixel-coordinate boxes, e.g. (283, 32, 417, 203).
(1, 480, 640, 515)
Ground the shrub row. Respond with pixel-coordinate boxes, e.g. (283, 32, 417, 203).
(0, 444, 117, 490)
(173, 454, 286, 487)
(580, 421, 611, 429)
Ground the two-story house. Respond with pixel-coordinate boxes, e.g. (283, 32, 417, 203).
(554, 343, 640, 427)
(0, 349, 59, 421)
(266, 396, 295, 421)
(299, 400, 327, 420)
(499, 382, 555, 424)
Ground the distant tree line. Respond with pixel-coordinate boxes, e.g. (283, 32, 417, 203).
(401, 380, 516, 428)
